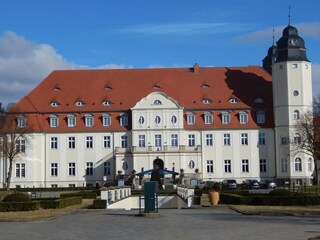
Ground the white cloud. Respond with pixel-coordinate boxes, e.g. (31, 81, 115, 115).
(117, 22, 253, 36)
(0, 32, 130, 106)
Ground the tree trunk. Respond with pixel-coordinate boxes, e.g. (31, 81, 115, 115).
(6, 158, 13, 191)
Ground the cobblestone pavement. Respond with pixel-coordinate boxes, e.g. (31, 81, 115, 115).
(0, 207, 319, 240)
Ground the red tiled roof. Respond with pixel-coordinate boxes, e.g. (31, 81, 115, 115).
(11, 65, 273, 132)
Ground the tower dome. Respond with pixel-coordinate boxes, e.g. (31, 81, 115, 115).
(276, 24, 309, 62)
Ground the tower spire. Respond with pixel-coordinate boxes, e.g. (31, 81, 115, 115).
(288, 6, 291, 25)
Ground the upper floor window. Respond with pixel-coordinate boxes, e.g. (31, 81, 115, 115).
(294, 157, 302, 171)
(240, 133, 248, 145)
(188, 134, 195, 146)
(17, 115, 26, 128)
(16, 139, 26, 153)
(223, 133, 231, 146)
(256, 111, 265, 124)
(155, 116, 161, 124)
(75, 101, 85, 106)
(153, 100, 162, 105)
(189, 160, 195, 169)
(102, 113, 111, 126)
(138, 116, 145, 125)
(171, 115, 177, 124)
(293, 110, 300, 120)
(85, 114, 94, 127)
(187, 112, 196, 125)
(239, 111, 248, 124)
(204, 112, 213, 125)
(16, 163, 26, 178)
(221, 111, 230, 124)
(50, 114, 59, 128)
(281, 158, 288, 172)
(120, 113, 128, 126)
(294, 133, 301, 145)
(258, 132, 266, 145)
(86, 136, 93, 148)
(67, 114, 76, 127)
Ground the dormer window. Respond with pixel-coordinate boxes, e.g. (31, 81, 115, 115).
(17, 115, 26, 128)
(85, 114, 94, 127)
(239, 111, 248, 124)
(202, 99, 212, 104)
(51, 102, 60, 107)
(104, 85, 112, 90)
(75, 101, 85, 106)
(67, 114, 76, 127)
(50, 114, 59, 128)
(204, 111, 213, 124)
(187, 112, 196, 125)
(120, 113, 128, 126)
(153, 100, 162, 105)
(102, 113, 111, 126)
(53, 86, 61, 91)
(229, 98, 239, 103)
(221, 111, 230, 124)
(254, 98, 264, 103)
(257, 111, 265, 124)
(153, 85, 161, 89)
(201, 84, 210, 88)
(102, 101, 113, 106)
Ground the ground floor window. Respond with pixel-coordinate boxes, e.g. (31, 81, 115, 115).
(15, 163, 25, 178)
(104, 162, 111, 175)
(224, 160, 231, 173)
(51, 163, 58, 176)
(260, 159, 267, 173)
(69, 162, 76, 176)
(241, 159, 249, 172)
(206, 160, 213, 173)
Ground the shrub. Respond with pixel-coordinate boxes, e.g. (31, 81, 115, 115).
(2, 192, 31, 202)
(92, 199, 107, 209)
(0, 202, 39, 211)
(269, 188, 292, 196)
(39, 197, 82, 209)
(60, 192, 97, 199)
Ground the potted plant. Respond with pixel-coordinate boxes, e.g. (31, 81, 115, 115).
(209, 181, 221, 206)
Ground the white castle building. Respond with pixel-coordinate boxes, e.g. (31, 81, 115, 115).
(0, 23, 314, 188)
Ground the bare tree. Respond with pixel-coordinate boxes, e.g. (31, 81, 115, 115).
(0, 112, 30, 190)
(294, 97, 320, 185)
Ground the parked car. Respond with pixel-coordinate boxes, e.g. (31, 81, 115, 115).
(260, 180, 276, 189)
(222, 179, 237, 189)
(242, 179, 260, 189)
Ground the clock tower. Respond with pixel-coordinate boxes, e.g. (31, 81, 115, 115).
(272, 23, 313, 185)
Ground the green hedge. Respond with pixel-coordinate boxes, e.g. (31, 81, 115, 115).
(0, 201, 40, 212)
(60, 192, 97, 199)
(220, 193, 320, 206)
(92, 199, 107, 209)
(39, 197, 82, 209)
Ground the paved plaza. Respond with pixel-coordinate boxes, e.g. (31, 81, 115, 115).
(0, 207, 319, 240)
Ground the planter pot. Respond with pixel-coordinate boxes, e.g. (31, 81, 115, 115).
(209, 190, 219, 206)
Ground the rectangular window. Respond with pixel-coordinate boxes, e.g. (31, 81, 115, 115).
(204, 113, 213, 125)
(259, 133, 266, 145)
(224, 160, 231, 173)
(102, 114, 111, 126)
(138, 135, 145, 148)
(223, 134, 231, 146)
(260, 159, 267, 173)
(103, 136, 111, 148)
(15, 163, 25, 178)
(257, 111, 265, 124)
(120, 114, 128, 126)
(85, 115, 94, 127)
(188, 134, 195, 146)
(241, 133, 248, 145)
(68, 162, 76, 176)
(241, 159, 249, 172)
(104, 162, 111, 175)
(292, 63, 298, 68)
(281, 136, 287, 145)
(50, 137, 58, 149)
(50, 116, 59, 128)
(121, 135, 128, 148)
(51, 163, 58, 176)
(206, 134, 213, 146)
(222, 112, 230, 124)
(67, 115, 76, 127)
(86, 136, 93, 148)
(171, 134, 178, 147)
(281, 158, 288, 172)
(187, 112, 195, 125)
(68, 137, 75, 149)
(17, 116, 26, 128)
(239, 112, 248, 124)
(308, 158, 313, 171)
(206, 160, 213, 173)
(155, 134, 162, 150)
(86, 162, 93, 176)
(16, 139, 26, 153)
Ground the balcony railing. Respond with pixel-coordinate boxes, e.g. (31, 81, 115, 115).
(115, 145, 202, 154)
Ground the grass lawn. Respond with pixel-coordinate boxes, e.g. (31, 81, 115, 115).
(228, 205, 320, 215)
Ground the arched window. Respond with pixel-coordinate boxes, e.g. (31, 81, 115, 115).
(171, 115, 177, 124)
(221, 111, 230, 124)
(239, 111, 248, 124)
(294, 157, 302, 171)
(67, 114, 76, 127)
(293, 110, 300, 120)
(189, 160, 195, 169)
(153, 100, 162, 105)
(85, 114, 94, 127)
(204, 111, 213, 124)
(155, 116, 161, 124)
(138, 116, 145, 125)
(187, 112, 196, 125)
(102, 113, 111, 126)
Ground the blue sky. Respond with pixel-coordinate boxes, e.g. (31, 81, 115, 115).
(0, 0, 319, 105)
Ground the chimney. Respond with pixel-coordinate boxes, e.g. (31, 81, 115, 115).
(193, 63, 199, 74)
